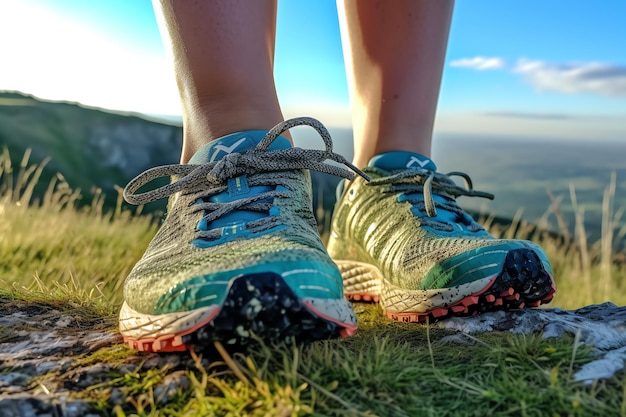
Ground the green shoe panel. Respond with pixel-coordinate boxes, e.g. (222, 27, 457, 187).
(153, 259, 344, 314)
(328, 173, 503, 290)
(421, 240, 553, 290)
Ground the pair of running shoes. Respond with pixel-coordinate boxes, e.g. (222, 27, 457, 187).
(119, 117, 555, 352)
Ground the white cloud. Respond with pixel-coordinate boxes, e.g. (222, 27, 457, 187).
(449, 56, 506, 70)
(513, 59, 626, 98)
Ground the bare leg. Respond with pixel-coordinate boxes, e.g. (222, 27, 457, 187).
(153, 0, 289, 163)
(337, 0, 454, 168)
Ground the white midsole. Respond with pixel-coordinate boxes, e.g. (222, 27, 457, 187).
(335, 259, 494, 313)
(118, 296, 357, 341)
(118, 302, 220, 340)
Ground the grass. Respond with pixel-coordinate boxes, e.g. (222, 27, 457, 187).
(121, 327, 603, 417)
(0, 147, 157, 300)
(1, 149, 626, 416)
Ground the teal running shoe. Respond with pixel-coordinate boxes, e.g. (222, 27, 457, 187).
(119, 117, 366, 352)
(327, 151, 556, 323)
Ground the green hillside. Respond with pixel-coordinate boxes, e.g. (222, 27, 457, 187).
(0, 91, 182, 213)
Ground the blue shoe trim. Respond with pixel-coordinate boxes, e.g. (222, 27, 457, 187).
(398, 192, 487, 237)
(189, 131, 292, 248)
(201, 179, 274, 229)
(368, 151, 437, 171)
(192, 224, 286, 248)
(188, 131, 291, 164)
(420, 224, 492, 238)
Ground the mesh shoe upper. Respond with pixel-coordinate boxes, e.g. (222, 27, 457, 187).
(328, 151, 553, 292)
(122, 118, 368, 316)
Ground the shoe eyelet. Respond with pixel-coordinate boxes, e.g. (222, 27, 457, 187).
(347, 187, 357, 201)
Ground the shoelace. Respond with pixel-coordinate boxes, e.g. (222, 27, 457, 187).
(367, 167, 494, 232)
(123, 117, 369, 237)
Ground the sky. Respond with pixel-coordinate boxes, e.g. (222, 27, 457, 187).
(1, 0, 625, 141)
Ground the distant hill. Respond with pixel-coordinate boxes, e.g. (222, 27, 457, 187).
(0, 91, 183, 213)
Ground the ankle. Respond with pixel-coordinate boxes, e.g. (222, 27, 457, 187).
(351, 124, 433, 168)
(179, 95, 291, 163)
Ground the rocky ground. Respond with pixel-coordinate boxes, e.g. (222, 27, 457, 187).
(440, 302, 626, 382)
(0, 297, 205, 417)
(2, 295, 626, 416)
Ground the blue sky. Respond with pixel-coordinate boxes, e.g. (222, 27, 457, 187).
(1, 0, 625, 141)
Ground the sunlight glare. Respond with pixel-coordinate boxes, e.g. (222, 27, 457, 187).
(0, 2, 180, 116)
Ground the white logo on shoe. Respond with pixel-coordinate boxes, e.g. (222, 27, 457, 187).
(209, 137, 247, 162)
(406, 156, 431, 168)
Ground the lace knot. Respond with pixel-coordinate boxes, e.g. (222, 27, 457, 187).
(208, 153, 242, 183)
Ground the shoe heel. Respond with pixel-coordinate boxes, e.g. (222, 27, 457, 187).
(334, 260, 382, 302)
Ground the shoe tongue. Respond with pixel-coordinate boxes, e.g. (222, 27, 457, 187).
(368, 151, 437, 171)
(371, 151, 465, 225)
(187, 129, 292, 236)
(188, 130, 291, 164)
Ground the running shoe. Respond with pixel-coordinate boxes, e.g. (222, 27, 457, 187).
(119, 117, 367, 352)
(327, 151, 556, 323)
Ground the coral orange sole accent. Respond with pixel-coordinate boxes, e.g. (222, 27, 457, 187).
(345, 293, 380, 303)
(381, 279, 556, 324)
(122, 311, 220, 353)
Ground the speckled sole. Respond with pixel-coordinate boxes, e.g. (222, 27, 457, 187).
(120, 272, 357, 353)
(337, 248, 556, 323)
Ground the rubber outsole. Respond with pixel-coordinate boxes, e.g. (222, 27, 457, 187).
(123, 272, 354, 353)
(346, 248, 556, 323)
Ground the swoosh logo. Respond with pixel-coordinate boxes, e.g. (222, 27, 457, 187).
(406, 156, 431, 168)
(209, 137, 247, 162)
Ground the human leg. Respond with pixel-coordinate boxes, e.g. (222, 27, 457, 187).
(337, 0, 453, 168)
(329, 0, 555, 322)
(119, 2, 362, 352)
(153, 0, 289, 163)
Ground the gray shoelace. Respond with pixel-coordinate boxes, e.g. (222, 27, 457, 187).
(123, 117, 369, 237)
(367, 167, 494, 232)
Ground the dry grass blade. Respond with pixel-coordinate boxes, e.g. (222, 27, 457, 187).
(546, 187, 571, 243)
(569, 183, 593, 305)
(600, 171, 617, 301)
(213, 341, 251, 385)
